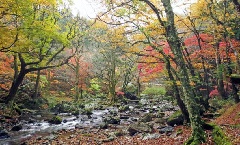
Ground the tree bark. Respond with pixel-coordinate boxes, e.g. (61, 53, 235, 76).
(215, 41, 228, 99)
(160, 0, 205, 143)
(166, 58, 190, 123)
(5, 66, 27, 104)
(33, 70, 41, 99)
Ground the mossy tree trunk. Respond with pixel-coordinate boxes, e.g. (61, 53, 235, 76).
(160, 0, 206, 143)
(165, 58, 190, 123)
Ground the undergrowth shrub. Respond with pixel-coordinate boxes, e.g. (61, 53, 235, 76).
(142, 86, 166, 97)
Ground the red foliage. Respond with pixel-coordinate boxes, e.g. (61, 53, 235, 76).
(116, 91, 124, 97)
(184, 33, 239, 62)
(68, 55, 92, 91)
(0, 52, 13, 90)
(137, 45, 166, 82)
(209, 88, 219, 98)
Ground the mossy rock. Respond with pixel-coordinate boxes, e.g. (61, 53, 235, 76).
(81, 108, 93, 116)
(104, 116, 120, 125)
(166, 110, 184, 126)
(119, 105, 130, 112)
(230, 74, 240, 84)
(140, 113, 153, 123)
(156, 111, 165, 118)
(48, 116, 62, 124)
(127, 122, 153, 136)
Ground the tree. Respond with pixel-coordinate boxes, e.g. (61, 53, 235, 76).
(2, 1, 81, 104)
(91, 22, 134, 102)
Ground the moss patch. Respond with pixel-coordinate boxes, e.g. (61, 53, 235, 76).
(212, 124, 232, 145)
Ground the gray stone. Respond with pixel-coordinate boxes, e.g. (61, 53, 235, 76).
(11, 125, 22, 131)
(142, 133, 160, 140)
(159, 126, 174, 134)
(127, 122, 153, 136)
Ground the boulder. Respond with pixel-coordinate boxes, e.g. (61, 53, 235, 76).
(75, 124, 84, 129)
(156, 111, 165, 118)
(124, 92, 138, 100)
(142, 133, 160, 140)
(127, 122, 153, 136)
(140, 113, 153, 123)
(11, 125, 22, 131)
(159, 126, 174, 134)
(99, 123, 108, 129)
(0, 129, 10, 139)
(166, 110, 184, 126)
(104, 116, 120, 125)
(48, 116, 62, 124)
(119, 105, 130, 112)
(154, 118, 165, 124)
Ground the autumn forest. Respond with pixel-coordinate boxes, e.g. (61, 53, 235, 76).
(0, 0, 240, 144)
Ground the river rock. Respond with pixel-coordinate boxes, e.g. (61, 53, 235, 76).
(142, 133, 160, 140)
(154, 118, 165, 124)
(140, 113, 153, 123)
(119, 105, 130, 112)
(124, 92, 138, 100)
(75, 123, 84, 129)
(0, 129, 10, 139)
(127, 122, 153, 136)
(156, 111, 165, 118)
(48, 116, 62, 124)
(120, 115, 130, 120)
(104, 116, 120, 124)
(159, 126, 174, 134)
(99, 123, 108, 129)
(11, 124, 22, 131)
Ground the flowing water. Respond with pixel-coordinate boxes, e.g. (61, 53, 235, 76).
(0, 107, 117, 145)
(0, 100, 177, 145)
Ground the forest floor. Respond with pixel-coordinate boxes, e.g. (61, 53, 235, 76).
(26, 103, 240, 145)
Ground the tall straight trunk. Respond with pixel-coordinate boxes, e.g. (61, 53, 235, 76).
(109, 50, 117, 103)
(33, 70, 41, 99)
(75, 60, 80, 101)
(166, 58, 189, 122)
(195, 32, 210, 110)
(215, 41, 227, 99)
(161, 0, 205, 143)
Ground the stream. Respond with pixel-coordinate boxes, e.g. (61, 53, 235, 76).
(0, 99, 178, 145)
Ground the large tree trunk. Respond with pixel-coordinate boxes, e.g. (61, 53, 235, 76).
(166, 58, 190, 122)
(160, 0, 205, 143)
(5, 66, 27, 104)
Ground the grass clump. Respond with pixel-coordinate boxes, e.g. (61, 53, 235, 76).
(142, 86, 166, 97)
